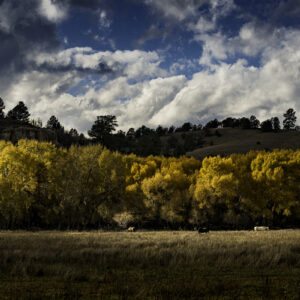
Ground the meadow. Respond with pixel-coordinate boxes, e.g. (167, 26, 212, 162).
(0, 230, 300, 299)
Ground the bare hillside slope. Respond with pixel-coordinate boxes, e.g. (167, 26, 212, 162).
(186, 128, 300, 159)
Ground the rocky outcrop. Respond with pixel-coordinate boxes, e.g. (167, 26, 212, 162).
(0, 126, 58, 144)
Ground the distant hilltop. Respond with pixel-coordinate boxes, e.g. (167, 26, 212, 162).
(0, 118, 88, 148)
(0, 98, 299, 157)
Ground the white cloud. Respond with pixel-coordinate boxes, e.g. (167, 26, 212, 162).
(99, 10, 111, 28)
(31, 48, 167, 79)
(198, 32, 228, 65)
(151, 31, 300, 126)
(2, 46, 182, 132)
(38, 0, 67, 23)
(192, 16, 216, 33)
(196, 22, 293, 68)
(119, 76, 187, 129)
(229, 22, 285, 57)
(145, 0, 209, 21)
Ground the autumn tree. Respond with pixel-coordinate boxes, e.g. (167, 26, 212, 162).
(251, 150, 300, 223)
(193, 156, 239, 225)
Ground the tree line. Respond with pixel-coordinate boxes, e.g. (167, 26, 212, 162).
(87, 109, 298, 156)
(0, 97, 298, 156)
(0, 139, 298, 229)
(0, 98, 88, 147)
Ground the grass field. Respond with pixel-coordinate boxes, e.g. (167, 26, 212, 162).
(0, 230, 300, 299)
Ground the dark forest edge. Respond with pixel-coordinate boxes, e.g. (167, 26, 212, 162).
(0, 97, 298, 157)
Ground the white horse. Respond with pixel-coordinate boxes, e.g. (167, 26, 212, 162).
(254, 226, 269, 231)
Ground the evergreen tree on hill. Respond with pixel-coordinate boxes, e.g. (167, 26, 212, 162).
(88, 115, 118, 145)
(261, 119, 273, 132)
(69, 128, 79, 137)
(271, 117, 280, 132)
(205, 119, 220, 129)
(250, 115, 260, 129)
(46, 115, 63, 130)
(7, 101, 30, 123)
(0, 97, 5, 119)
(239, 117, 251, 129)
(283, 108, 297, 130)
(168, 125, 175, 133)
(222, 117, 235, 128)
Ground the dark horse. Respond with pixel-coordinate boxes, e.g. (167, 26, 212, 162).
(196, 226, 209, 233)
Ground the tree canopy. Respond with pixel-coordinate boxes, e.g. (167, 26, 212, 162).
(7, 101, 30, 123)
(0, 140, 299, 230)
(283, 108, 297, 130)
(46, 115, 63, 130)
(88, 115, 118, 145)
(0, 97, 5, 119)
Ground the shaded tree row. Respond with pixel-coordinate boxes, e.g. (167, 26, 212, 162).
(87, 108, 297, 157)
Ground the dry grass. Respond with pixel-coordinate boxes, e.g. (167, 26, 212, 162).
(186, 128, 300, 159)
(0, 230, 300, 299)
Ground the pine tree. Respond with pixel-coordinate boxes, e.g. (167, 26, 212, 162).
(271, 117, 280, 131)
(7, 101, 30, 123)
(46, 115, 63, 130)
(88, 115, 118, 144)
(283, 108, 297, 130)
(0, 97, 5, 118)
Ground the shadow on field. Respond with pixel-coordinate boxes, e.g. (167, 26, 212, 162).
(0, 230, 300, 299)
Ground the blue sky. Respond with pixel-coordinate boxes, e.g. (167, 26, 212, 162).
(0, 0, 299, 132)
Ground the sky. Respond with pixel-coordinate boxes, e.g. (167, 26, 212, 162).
(1, 0, 300, 133)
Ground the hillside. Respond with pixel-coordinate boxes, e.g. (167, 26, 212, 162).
(185, 128, 300, 159)
(0, 119, 58, 144)
(0, 119, 89, 147)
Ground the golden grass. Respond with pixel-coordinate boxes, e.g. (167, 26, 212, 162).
(0, 230, 300, 299)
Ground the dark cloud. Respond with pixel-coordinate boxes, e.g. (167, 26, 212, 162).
(34, 61, 119, 75)
(135, 24, 174, 47)
(272, 0, 300, 21)
(0, 0, 116, 93)
(0, 0, 59, 76)
(275, 0, 300, 16)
